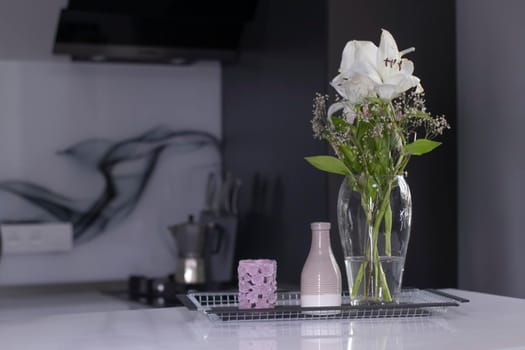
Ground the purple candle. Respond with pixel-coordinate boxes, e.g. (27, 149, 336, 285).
(238, 259, 277, 309)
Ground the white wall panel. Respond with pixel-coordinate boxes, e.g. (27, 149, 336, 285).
(0, 61, 221, 285)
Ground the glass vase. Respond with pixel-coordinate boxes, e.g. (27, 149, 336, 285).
(337, 175, 412, 305)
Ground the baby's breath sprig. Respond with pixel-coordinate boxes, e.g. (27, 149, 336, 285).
(307, 87, 448, 180)
(311, 93, 329, 140)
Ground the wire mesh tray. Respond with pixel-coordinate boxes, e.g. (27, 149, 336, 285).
(178, 289, 469, 322)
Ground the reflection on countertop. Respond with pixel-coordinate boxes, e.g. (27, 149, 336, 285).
(190, 317, 454, 350)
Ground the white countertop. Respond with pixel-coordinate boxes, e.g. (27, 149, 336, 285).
(1, 289, 524, 349)
(0, 291, 144, 322)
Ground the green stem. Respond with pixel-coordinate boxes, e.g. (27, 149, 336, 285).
(384, 200, 392, 256)
(379, 262, 392, 301)
(350, 181, 373, 298)
(351, 260, 368, 297)
(349, 176, 396, 302)
(374, 256, 379, 297)
(370, 181, 393, 302)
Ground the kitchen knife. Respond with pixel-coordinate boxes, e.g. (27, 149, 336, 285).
(205, 172, 217, 212)
(230, 178, 241, 216)
(219, 172, 234, 215)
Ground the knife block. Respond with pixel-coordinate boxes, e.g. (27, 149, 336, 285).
(199, 212, 238, 283)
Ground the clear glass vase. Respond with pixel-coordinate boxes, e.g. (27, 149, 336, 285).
(337, 175, 412, 305)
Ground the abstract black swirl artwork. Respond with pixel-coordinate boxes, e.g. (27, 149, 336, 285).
(0, 126, 220, 243)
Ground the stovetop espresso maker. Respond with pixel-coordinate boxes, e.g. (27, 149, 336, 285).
(168, 215, 222, 285)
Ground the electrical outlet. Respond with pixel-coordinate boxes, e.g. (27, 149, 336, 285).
(1, 223, 73, 255)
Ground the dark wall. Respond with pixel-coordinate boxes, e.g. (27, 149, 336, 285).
(222, 0, 329, 285)
(328, 0, 457, 288)
(457, 0, 525, 298)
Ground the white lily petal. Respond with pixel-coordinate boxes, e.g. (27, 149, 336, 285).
(399, 58, 415, 75)
(343, 104, 357, 124)
(339, 41, 357, 73)
(382, 68, 416, 86)
(331, 71, 377, 103)
(382, 73, 407, 86)
(340, 40, 377, 73)
(397, 75, 420, 92)
(326, 102, 357, 125)
(344, 63, 382, 86)
(327, 102, 345, 122)
(346, 73, 377, 103)
(330, 73, 349, 99)
(354, 41, 378, 70)
(416, 83, 424, 94)
(375, 84, 399, 100)
(378, 29, 400, 59)
(377, 29, 400, 78)
(381, 74, 420, 97)
(352, 58, 383, 84)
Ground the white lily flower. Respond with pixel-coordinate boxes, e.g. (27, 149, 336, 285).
(330, 29, 420, 105)
(374, 29, 420, 100)
(331, 41, 379, 104)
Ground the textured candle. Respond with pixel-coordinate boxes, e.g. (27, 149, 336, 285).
(238, 259, 277, 309)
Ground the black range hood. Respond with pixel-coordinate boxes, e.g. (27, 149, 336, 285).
(53, 0, 257, 64)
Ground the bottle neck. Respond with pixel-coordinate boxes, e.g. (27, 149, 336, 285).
(310, 230, 332, 254)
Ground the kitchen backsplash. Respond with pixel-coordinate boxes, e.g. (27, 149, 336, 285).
(0, 60, 221, 285)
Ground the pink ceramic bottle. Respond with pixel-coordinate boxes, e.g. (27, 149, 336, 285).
(301, 222, 342, 308)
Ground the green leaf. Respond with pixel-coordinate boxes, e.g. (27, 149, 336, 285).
(304, 156, 351, 176)
(338, 145, 362, 173)
(404, 139, 441, 156)
(331, 117, 349, 132)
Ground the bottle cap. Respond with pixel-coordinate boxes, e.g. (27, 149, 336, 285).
(310, 222, 330, 231)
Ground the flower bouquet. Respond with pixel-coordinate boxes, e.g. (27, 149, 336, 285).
(305, 29, 449, 303)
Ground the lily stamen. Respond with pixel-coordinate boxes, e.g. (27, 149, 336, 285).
(384, 58, 397, 68)
(399, 47, 415, 56)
